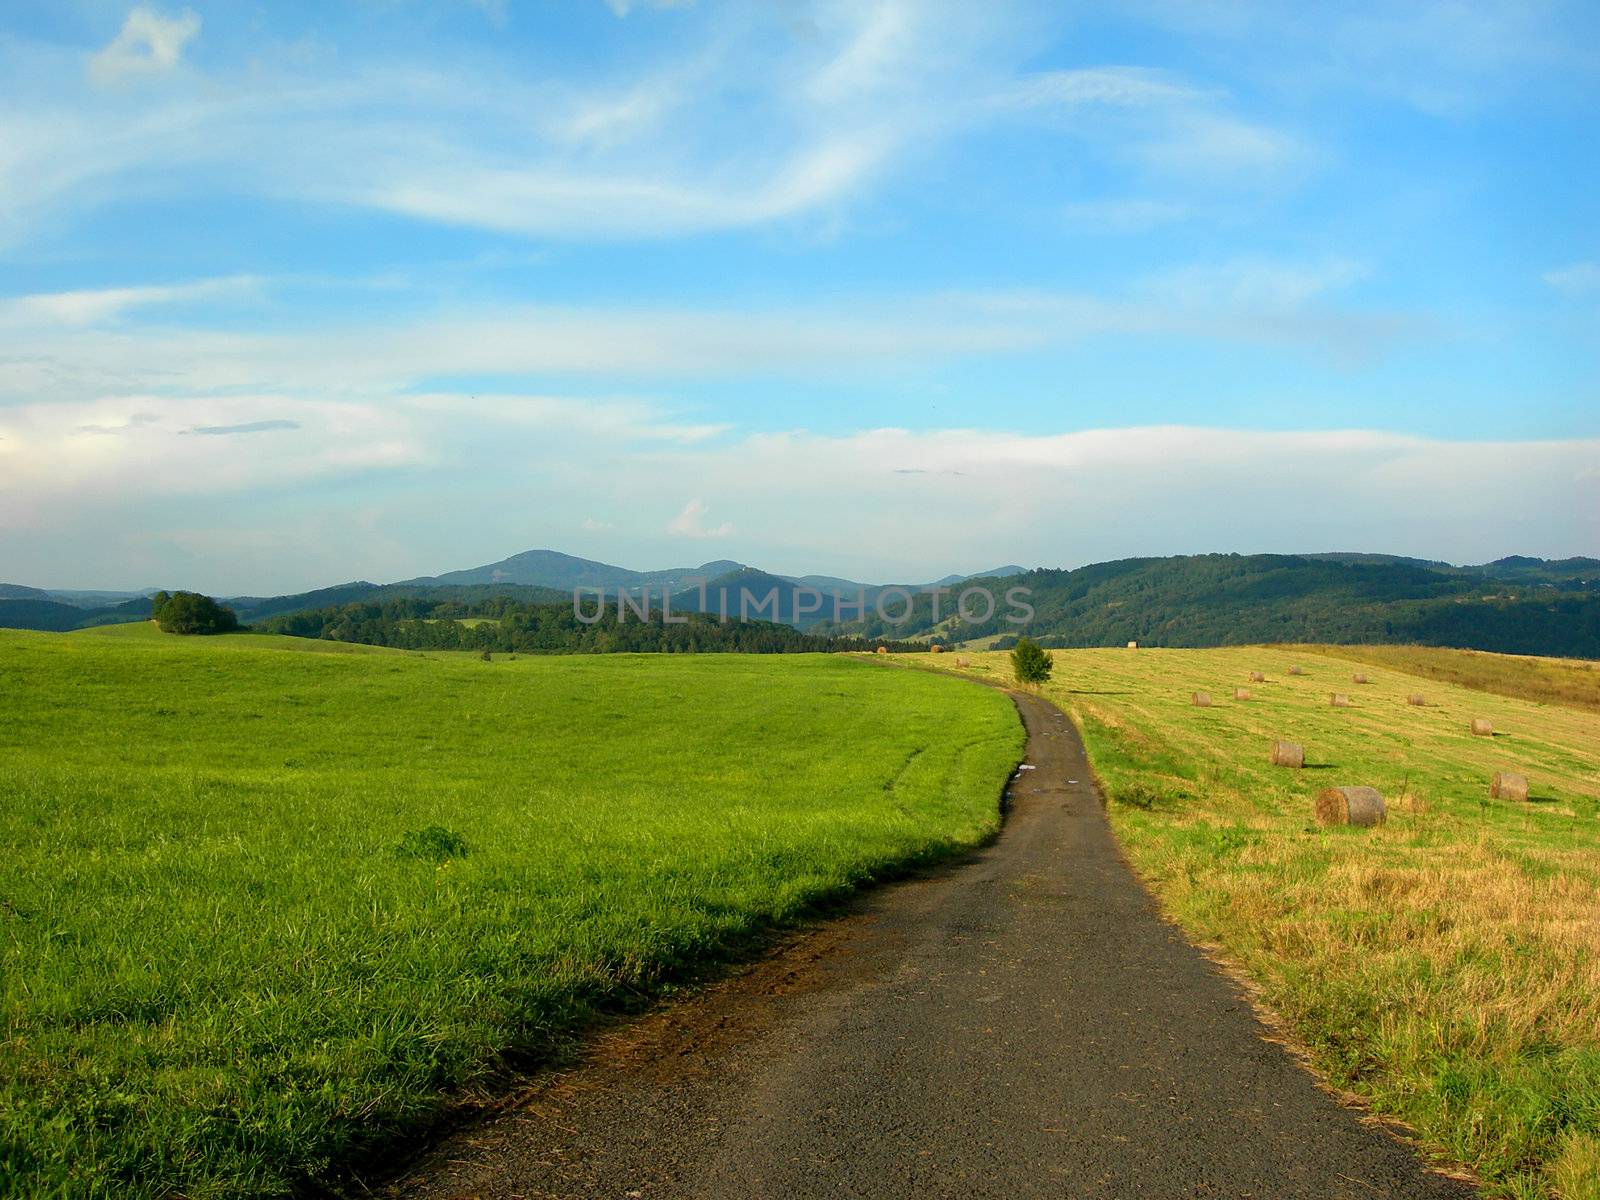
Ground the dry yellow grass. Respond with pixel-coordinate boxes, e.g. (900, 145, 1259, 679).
(914, 645, 1600, 1199)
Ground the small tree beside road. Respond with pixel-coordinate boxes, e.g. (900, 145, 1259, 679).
(1011, 637, 1052, 687)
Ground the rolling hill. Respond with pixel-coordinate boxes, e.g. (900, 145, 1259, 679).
(3, 550, 1596, 655)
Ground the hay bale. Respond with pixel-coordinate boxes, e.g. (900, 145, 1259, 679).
(1315, 786, 1386, 827)
(929, 644, 943, 654)
(1490, 771, 1529, 802)
(1352, 673, 1369, 684)
(1287, 665, 1304, 676)
(1270, 740, 1304, 768)
(1234, 688, 1251, 701)
(1470, 718, 1493, 736)
(1330, 693, 1352, 707)
(1407, 693, 1426, 706)
(1249, 671, 1266, 683)
(1127, 640, 1139, 649)
(874, 646, 888, 656)
(955, 656, 969, 668)
(1192, 691, 1212, 707)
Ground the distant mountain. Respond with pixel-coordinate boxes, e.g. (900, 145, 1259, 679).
(0, 584, 54, 601)
(228, 581, 571, 625)
(924, 566, 1029, 587)
(0, 598, 91, 631)
(0, 595, 152, 632)
(407, 549, 745, 594)
(45, 588, 160, 607)
(2, 549, 1595, 652)
(226, 582, 386, 624)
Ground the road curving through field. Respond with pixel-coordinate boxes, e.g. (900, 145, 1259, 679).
(389, 691, 1475, 1199)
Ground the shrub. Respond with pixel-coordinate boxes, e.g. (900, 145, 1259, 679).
(1010, 636, 1053, 685)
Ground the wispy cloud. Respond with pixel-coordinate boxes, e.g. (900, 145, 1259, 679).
(2, 277, 257, 326)
(1060, 198, 1189, 232)
(1543, 261, 1600, 295)
(1000, 66, 1208, 109)
(1141, 257, 1369, 310)
(186, 419, 300, 436)
(88, 6, 201, 86)
(0, 271, 1410, 408)
(666, 498, 734, 538)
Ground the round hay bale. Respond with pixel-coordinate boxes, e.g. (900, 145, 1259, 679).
(929, 644, 943, 654)
(1490, 771, 1529, 802)
(1315, 786, 1386, 827)
(1407, 693, 1426, 706)
(1470, 718, 1493, 736)
(1270, 740, 1304, 769)
(1249, 670, 1266, 683)
(1287, 665, 1304, 676)
(1352, 673, 1369, 684)
(1192, 691, 1212, 707)
(874, 645, 888, 655)
(955, 656, 969, 668)
(1234, 688, 1251, 701)
(1330, 693, 1352, 707)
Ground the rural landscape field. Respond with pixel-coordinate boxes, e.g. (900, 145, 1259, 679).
(926, 646, 1600, 1197)
(0, 625, 1021, 1196)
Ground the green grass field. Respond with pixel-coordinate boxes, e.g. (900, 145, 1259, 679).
(0, 626, 1022, 1198)
(927, 645, 1600, 1199)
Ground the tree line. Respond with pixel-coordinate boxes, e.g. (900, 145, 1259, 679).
(259, 597, 926, 655)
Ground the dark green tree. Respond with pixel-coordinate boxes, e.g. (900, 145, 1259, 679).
(153, 591, 240, 635)
(1010, 636, 1053, 686)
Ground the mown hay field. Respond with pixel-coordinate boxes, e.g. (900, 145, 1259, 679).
(924, 645, 1600, 1200)
(0, 625, 1022, 1198)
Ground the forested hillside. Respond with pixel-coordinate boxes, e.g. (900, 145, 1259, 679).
(819, 554, 1600, 657)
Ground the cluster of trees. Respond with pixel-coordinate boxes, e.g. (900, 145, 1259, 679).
(152, 591, 239, 635)
(260, 597, 924, 655)
(820, 555, 1600, 658)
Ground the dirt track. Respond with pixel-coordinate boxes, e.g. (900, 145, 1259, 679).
(387, 691, 1474, 1199)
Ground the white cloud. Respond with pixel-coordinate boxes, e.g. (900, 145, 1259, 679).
(1001, 67, 1207, 109)
(0, 271, 1414, 411)
(1060, 198, 1188, 232)
(996, 63, 1309, 192)
(1127, 111, 1310, 184)
(3, 397, 1592, 591)
(1142, 257, 1369, 310)
(88, 6, 201, 86)
(604, 0, 695, 16)
(1543, 261, 1600, 294)
(1, 277, 257, 326)
(666, 498, 734, 538)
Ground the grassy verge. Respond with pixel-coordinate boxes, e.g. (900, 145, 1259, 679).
(921, 645, 1600, 1199)
(0, 626, 1022, 1198)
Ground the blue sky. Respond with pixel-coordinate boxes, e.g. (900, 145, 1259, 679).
(0, 0, 1596, 592)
